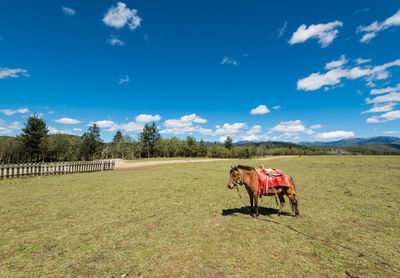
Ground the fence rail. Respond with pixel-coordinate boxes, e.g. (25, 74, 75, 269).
(0, 160, 115, 179)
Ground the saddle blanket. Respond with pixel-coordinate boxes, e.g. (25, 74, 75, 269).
(257, 168, 296, 195)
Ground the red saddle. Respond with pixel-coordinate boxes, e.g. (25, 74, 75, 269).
(257, 168, 295, 195)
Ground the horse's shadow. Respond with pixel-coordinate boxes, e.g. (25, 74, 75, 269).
(221, 206, 292, 217)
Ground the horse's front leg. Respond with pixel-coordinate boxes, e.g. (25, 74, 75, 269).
(253, 192, 259, 218)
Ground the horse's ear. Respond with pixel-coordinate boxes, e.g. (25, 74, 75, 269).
(231, 166, 234, 169)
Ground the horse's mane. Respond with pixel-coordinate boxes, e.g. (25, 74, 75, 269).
(231, 165, 255, 173)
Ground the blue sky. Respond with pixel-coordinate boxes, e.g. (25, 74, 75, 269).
(1, 0, 400, 142)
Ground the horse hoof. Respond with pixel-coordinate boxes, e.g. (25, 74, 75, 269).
(253, 217, 258, 221)
(294, 214, 299, 218)
(276, 213, 281, 217)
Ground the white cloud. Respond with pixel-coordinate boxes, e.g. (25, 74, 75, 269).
(8, 121, 22, 130)
(136, 114, 161, 123)
(366, 92, 400, 104)
(297, 59, 400, 91)
(370, 83, 400, 95)
(0, 107, 29, 116)
(0, 67, 29, 79)
(324, 55, 348, 70)
(220, 57, 238, 66)
(270, 120, 307, 133)
(357, 9, 400, 43)
(0, 126, 12, 135)
(383, 130, 400, 134)
(214, 122, 247, 136)
(73, 128, 82, 132)
(0, 120, 22, 135)
(62, 7, 75, 16)
(54, 117, 81, 124)
(48, 126, 74, 135)
(103, 2, 142, 31)
(250, 105, 270, 115)
(355, 58, 371, 65)
(108, 114, 161, 133)
(119, 75, 129, 84)
(366, 110, 400, 123)
(161, 114, 211, 135)
(91, 120, 116, 128)
(315, 131, 355, 140)
(278, 21, 287, 37)
(108, 35, 125, 46)
(289, 21, 343, 48)
(247, 125, 262, 135)
(272, 106, 281, 110)
(361, 103, 396, 114)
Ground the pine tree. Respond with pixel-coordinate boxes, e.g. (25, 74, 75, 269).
(81, 124, 102, 160)
(139, 122, 161, 158)
(20, 114, 49, 162)
(224, 136, 233, 150)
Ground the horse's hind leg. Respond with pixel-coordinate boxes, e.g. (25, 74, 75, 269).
(287, 191, 299, 217)
(276, 193, 285, 216)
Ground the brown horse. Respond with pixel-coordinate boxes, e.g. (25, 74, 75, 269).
(227, 165, 299, 218)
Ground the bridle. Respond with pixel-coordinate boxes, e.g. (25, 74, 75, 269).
(231, 169, 244, 187)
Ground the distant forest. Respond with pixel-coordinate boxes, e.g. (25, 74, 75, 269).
(1, 115, 399, 164)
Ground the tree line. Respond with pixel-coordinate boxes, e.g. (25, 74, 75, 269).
(0, 115, 276, 163)
(3, 115, 394, 164)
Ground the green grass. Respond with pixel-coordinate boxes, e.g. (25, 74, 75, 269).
(1, 156, 400, 277)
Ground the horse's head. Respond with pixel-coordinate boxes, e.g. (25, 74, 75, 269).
(227, 166, 241, 189)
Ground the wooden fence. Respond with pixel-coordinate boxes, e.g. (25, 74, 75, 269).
(0, 160, 115, 179)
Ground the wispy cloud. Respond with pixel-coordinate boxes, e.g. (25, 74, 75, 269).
(54, 117, 81, 124)
(365, 92, 400, 104)
(220, 57, 238, 66)
(324, 55, 348, 70)
(0, 107, 29, 116)
(366, 110, 400, 123)
(383, 130, 400, 134)
(357, 9, 400, 43)
(355, 58, 371, 65)
(118, 75, 130, 84)
(103, 2, 142, 31)
(0, 67, 29, 79)
(278, 21, 287, 37)
(297, 58, 400, 91)
(310, 124, 323, 129)
(353, 8, 370, 16)
(108, 35, 125, 46)
(369, 83, 400, 95)
(289, 20, 343, 48)
(62, 7, 75, 16)
(250, 105, 270, 115)
(361, 103, 396, 114)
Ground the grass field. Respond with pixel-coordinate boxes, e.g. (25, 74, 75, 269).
(1, 156, 400, 277)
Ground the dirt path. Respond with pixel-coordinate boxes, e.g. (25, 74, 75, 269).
(114, 156, 290, 170)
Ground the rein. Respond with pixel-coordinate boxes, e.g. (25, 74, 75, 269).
(232, 169, 256, 218)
